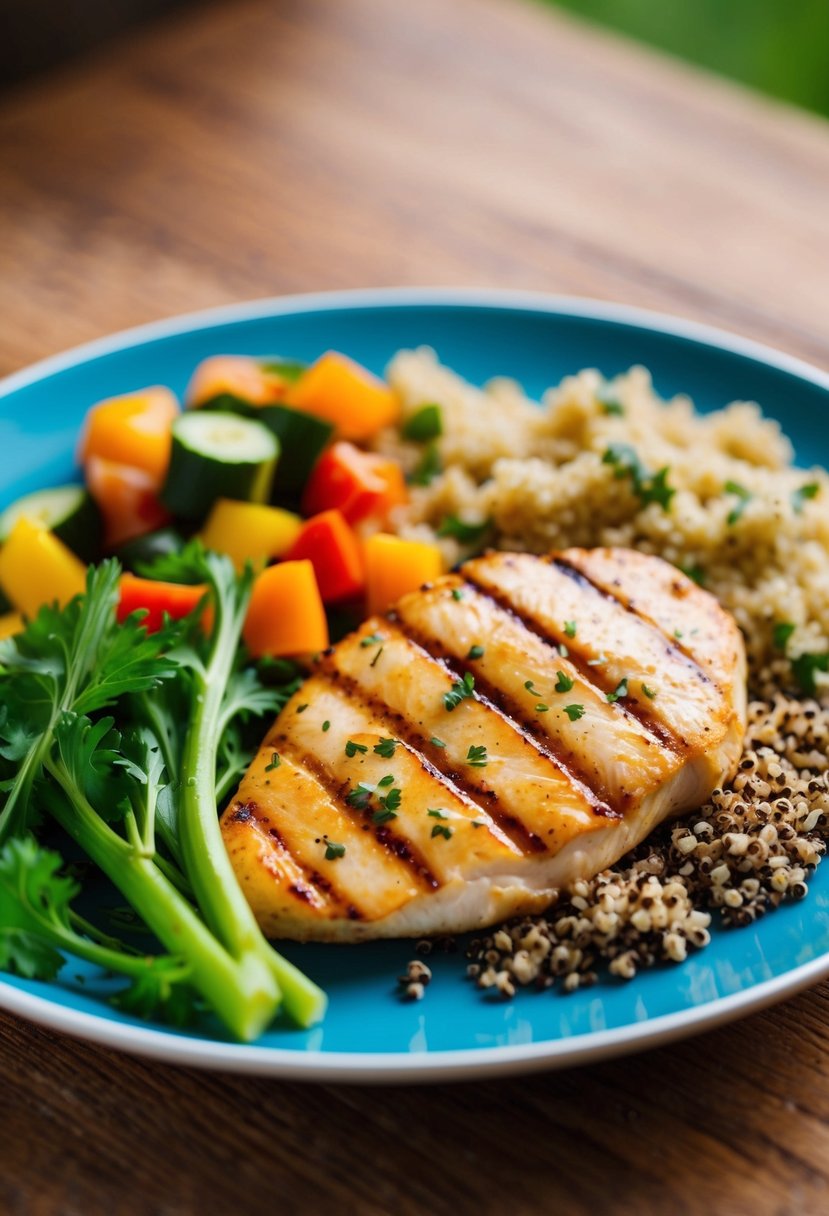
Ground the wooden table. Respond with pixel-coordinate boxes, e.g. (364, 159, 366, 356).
(2, 1, 829, 1211)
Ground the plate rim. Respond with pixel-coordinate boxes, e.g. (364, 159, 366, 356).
(1, 285, 828, 1083)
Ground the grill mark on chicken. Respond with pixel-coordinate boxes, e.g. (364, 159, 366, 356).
(270, 728, 442, 890)
(551, 555, 714, 687)
(461, 568, 683, 755)
(225, 799, 351, 914)
(316, 662, 551, 852)
(393, 612, 634, 817)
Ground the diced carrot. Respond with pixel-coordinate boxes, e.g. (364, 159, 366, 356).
(199, 499, 302, 572)
(0, 518, 87, 618)
(186, 356, 286, 409)
(243, 560, 328, 658)
(79, 387, 179, 484)
(86, 456, 170, 549)
(284, 510, 364, 603)
(117, 574, 208, 633)
(301, 441, 407, 525)
(363, 532, 443, 616)
(286, 352, 399, 440)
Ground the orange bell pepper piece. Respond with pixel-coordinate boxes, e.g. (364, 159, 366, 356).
(186, 356, 287, 409)
(86, 455, 170, 549)
(284, 510, 364, 603)
(301, 441, 407, 525)
(363, 533, 443, 616)
(117, 573, 207, 633)
(286, 352, 399, 440)
(79, 387, 179, 484)
(243, 560, 329, 658)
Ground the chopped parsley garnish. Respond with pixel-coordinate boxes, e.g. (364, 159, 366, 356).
(641, 684, 657, 699)
(377, 774, 395, 787)
(466, 744, 488, 767)
(402, 403, 443, 442)
(370, 645, 384, 668)
(535, 703, 550, 713)
(265, 752, 281, 771)
(471, 821, 485, 829)
(555, 671, 574, 693)
(791, 652, 829, 696)
(430, 736, 447, 748)
(564, 704, 585, 721)
(409, 442, 442, 486)
(443, 671, 475, 711)
(678, 561, 706, 587)
(431, 824, 452, 840)
(373, 737, 398, 759)
(379, 786, 402, 813)
(467, 644, 485, 660)
(674, 629, 684, 640)
(295, 703, 309, 714)
(345, 739, 368, 758)
(564, 620, 577, 638)
(360, 632, 384, 648)
(322, 720, 330, 732)
(427, 808, 448, 819)
(436, 515, 492, 546)
(324, 840, 346, 860)
(792, 482, 820, 514)
(524, 679, 540, 695)
(607, 678, 629, 703)
(725, 480, 752, 525)
(451, 588, 464, 602)
(372, 807, 398, 825)
(345, 783, 374, 809)
(773, 621, 796, 652)
(602, 443, 675, 511)
(599, 394, 625, 417)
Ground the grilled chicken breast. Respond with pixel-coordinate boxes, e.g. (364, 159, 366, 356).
(222, 548, 747, 941)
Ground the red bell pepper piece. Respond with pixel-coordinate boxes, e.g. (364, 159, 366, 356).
(284, 509, 364, 603)
(117, 573, 207, 633)
(301, 441, 406, 525)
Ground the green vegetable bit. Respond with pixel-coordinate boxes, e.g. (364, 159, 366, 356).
(555, 671, 574, 693)
(345, 740, 368, 757)
(265, 752, 281, 771)
(324, 840, 346, 861)
(466, 745, 488, 768)
(402, 403, 443, 442)
(564, 621, 577, 638)
(773, 622, 796, 652)
(641, 684, 657, 699)
(430, 824, 452, 840)
(607, 678, 629, 703)
(436, 515, 492, 546)
(564, 704, 585, 721)
(467, 645, 485, 660)
(409, 443, 442, 487)
(373, 737, 397, 759)
(443, 671, 475, 711)
(791, 652, 829, 696)
(724, 480, 752, 525)
(602, 443, 675, 511)
(791, 483, 820, 514)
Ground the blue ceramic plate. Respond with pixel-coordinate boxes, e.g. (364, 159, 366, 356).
(2, 289, 829, 1083)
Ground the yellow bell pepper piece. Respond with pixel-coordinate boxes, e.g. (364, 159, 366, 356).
(0, 518, 87, 618)
(199, 498, 303, 572)
(287, 352, 399, 441)
(0, 611, 24, 640)
(363, 532, 443, 616)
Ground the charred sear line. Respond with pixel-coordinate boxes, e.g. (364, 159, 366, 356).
(322, 647, 549, 852)
(390, 616, 621, 822)
(275, 722, 441, 891)
(465, 566, 687, 755)
(551, 555, 715, 688)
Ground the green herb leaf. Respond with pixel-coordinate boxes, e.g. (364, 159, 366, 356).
(443, 671, 475, 711)
(427, 808, 448, 819)
(402, 403, 443, 442)
(345, 740, 368, 758)
(607, 678, 629, 704)
(373, 737, 398, 759)
(564, 704, 585, 721)
(792, 483, 820, 514)
(379, 786, 402, 812)
(451, 588, 464, 602)
(773, 622, 796, 652)
(265, 752, 281, 771)
(725, 480, 752, 525)
(430, 736, 447, 748)
(466, 744, 488, 768)
(345, 782, 375, 809)
(324, 840, 346, 861)
(641, 684, 657, 699)
(555, 671, 574, 693)
(791, 652, 829, 696)
(322, 720, 331, 732)
(602, 443, 675, 511)
(360, 632, 384, 648)
(466, 645, 485, 660)
(524, 679, 539, 695)
(535, 703, 550, 713)
(436, 515, 492, 546)
(409, 443, 442, 486)
(372, 808, 398, 825)
(430, 824, 452, 840)
(564, 621, 577, 638)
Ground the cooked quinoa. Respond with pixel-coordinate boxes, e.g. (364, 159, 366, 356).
(379, 350, 829, 995)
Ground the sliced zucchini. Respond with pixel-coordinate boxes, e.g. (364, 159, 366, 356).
(258, 404, 334, 505)
(195, 392, 258, 418)
(116, 526, 187, 574)
(161, 412, 278, 521)
(0, 484, 103, 562)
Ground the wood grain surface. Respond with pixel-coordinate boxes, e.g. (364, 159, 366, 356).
(1, 1, 829, 1213)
